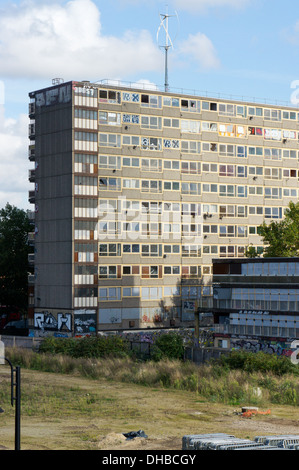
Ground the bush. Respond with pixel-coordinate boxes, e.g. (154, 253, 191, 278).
(151, 333, 184, 361)
(216, 350, 299, 376)
(39, 335, 129, 358)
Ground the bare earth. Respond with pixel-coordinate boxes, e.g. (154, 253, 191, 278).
(0, 369, 298, 451)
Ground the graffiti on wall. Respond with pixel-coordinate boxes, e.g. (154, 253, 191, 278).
(230, 338, 293, 357)
(74, 310, 96, 336)
(34, 312, 72, 334)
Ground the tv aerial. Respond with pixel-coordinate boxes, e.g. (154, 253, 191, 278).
(157, 6, 179, 92)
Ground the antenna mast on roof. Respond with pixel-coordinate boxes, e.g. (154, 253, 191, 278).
(157, 5, 178, 93)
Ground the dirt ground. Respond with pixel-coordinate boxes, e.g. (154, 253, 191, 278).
(0, 369, 298, 451)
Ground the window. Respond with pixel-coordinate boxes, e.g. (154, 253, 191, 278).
(122, 156, 140, 168)
(248, 107, 263, 117)
(99, 177, 121, 191)
(75, 109, 97, 120)
(218, 103, 235, 116)
(202, 101, 217, 111)
(75, 131, 97, 142)
(181, 161, 200, 174)
(99, 199, 120, 214)
(75, 153, 97, 173)
(181, 120, 201, 133)
(181, 182, 201, 195)
(265, 207, 282, 219)
(141, 115, 162, 130)
(283, 188, 297, 198)
(122, 113, 140, 124)
(163, 138, 180, 149)
(181, 99, 200, 112)
(163, 118, 180, 128)
(122, 287, 140, 297)
(123, 244, 140, 254)
(141, 266, 160, 278)
(141, 244, 162, 257)
(142, 137, 162, 150)
(99, 266, 118, 278)
(99, 155, 121, 169)
(248, 146, 263, 156)
(163, 96, 179, 107)
(264, 108, 281, 121)
(140, 94, 161, 108)
(141, 158, 162, 172)
(264, 187, 282, 199)
(182, 265, 201, 278)
(164, 266, 180, 275)
(202, 142, 217, 152)
(283, 149, 297, 159)
(182, 203, 201, 216)
(99, 243, 121, 257)
(99, 111, 121, 125)
(164, 244, 180, 255)
(219, 164, 234, 177)
(264, 167, 282, 180)
(202, 163, 217, 173)
(122, 266, 140, 275)
(164, 160, 180, 170)
(182, 245, 202, 257)
(249, 186, 263, 196)
(99, 221, 121, 234)
(122, 92, 140, 103)
(122, 178, 140, 189)
(141, 179, 162, 193)
(164, 181, 180, 191)
(123, 135, 140, 146)
(141, 286, 162, 300)
(264, 128, 282, 141)
(202, 122, 217, 131)
(99, 287, 121, 301)
(99, 89, 121, 103)
(219, 144, 235, 157)
(181, 140, 201, 154)
(219, 185, 235, 197)
(99, 133, 121, 147)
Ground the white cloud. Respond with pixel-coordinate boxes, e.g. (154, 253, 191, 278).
(0, 108, 31, 210)
(178, 32, 220, 70)
(0, 0, 162, 80)
(173, 0, 251, 13)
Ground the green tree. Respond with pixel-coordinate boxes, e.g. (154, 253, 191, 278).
(0, 203, 32, 318)
(246, 201, 299, 258)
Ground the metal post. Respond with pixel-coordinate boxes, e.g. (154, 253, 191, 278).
(2, 358, 21, 450)
(14, 366, 21, 451)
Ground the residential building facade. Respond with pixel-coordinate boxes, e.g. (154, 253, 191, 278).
(212, 257, 299, 353)
(28, 79, 299, 336)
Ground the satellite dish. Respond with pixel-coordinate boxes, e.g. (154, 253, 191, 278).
(157, 6, 179, 92)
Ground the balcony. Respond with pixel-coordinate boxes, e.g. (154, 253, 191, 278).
(28, 169, 35, 183)
(28, 253, 35, 265)
(28, 122, 35, 139)
(28, 274, 35, 285)
(28, 145, 35, 161)
(28, 232, 35, 245)
(28, 102, 35, 117)
(28, 190, 35, 204)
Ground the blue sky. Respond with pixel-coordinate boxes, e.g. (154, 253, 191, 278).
(1, 0, 299, 209)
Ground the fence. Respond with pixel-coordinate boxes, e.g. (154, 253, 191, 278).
(0, 335, 42, 350)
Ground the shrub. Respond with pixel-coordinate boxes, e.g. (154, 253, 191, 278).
(39, 335, 129, 359)
(151, 333, 184, 361)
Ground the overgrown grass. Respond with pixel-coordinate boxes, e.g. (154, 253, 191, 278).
(4, 346, 299, 407)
